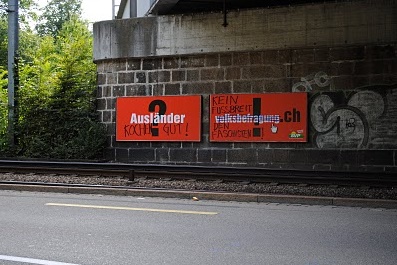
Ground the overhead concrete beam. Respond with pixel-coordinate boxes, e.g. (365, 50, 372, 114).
(93, 0, 397, 61)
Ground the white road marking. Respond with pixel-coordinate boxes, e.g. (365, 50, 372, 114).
(0, 255, 80, 265)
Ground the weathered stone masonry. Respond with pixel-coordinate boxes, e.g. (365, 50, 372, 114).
(94, 0, 397, 172)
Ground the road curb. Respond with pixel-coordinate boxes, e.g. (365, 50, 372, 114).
(0, 183, 396, 209)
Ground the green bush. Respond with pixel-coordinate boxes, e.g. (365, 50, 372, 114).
(0, 68, 7, 153)
(0, 17, 106, 160)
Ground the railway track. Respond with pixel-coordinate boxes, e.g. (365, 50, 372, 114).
(0, 159, 396, 188)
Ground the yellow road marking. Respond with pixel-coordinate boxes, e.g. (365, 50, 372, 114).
(46, 203, 218, 215)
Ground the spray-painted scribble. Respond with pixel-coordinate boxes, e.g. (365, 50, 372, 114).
(292, 71, 333, 92)
(345, 118, 356, 132)
(310, 89, 386, 148)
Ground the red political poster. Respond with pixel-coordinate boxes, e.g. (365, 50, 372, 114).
(116, 96, 201, 141)
(210, 93, 307, 142)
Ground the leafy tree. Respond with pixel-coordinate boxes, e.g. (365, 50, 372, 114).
(0, 18, 7, 69)
(35, 0, 82, 37)
(0, 19, 6, 68)
(0, 67, 7, 151)
(11, 34, 58, 156)
(0, 1, 105, 159)
(0, 0, 40, 153)
(17, 35, 58, 117)
(17, 17, 106, 159)
(0, 0, 37, 68)
(46, 17, 105, 159)
(0, 0, 35, 12)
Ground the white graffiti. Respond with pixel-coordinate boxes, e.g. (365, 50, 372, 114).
(292, 71, 333, 92)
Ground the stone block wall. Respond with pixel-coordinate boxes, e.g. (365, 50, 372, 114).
(94, 0, 397, 172)
(96, 44, 397, 172)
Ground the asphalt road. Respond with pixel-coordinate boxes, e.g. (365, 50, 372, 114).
(0, 190, 396, 265)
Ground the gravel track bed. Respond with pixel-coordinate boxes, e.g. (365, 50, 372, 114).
(1, 173, 396, 200)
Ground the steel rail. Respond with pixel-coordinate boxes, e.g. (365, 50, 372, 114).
(0, 160, 396, 187)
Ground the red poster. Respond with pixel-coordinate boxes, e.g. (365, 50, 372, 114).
(116, 96, 201, 141)
(210, 93, 307, 142)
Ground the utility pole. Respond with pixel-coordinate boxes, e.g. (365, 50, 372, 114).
(112, 0, 115, 19)
(7, 0, 18, 147)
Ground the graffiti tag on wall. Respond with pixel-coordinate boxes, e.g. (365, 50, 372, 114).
(292, 71, 334, 92)
(292, 70, 396, 149)
(310, 88, 387, 148)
